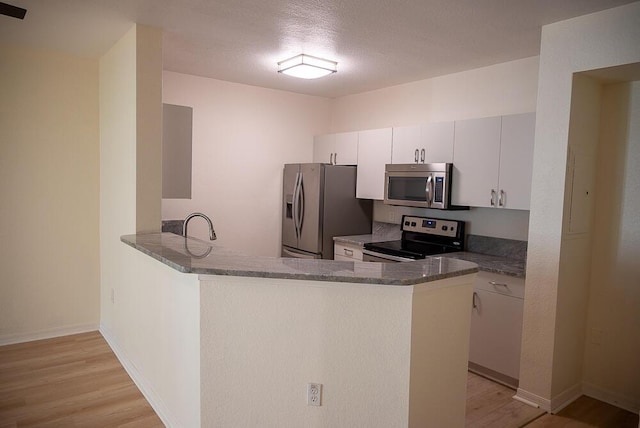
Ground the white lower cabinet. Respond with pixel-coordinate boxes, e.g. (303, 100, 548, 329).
(334, 242, 363, 261)
(469, 271, 524, 387)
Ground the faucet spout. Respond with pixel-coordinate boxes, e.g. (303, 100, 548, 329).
(183, 212, 217, 240)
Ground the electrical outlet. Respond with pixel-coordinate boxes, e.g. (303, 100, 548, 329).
(307, 383, 322, 406)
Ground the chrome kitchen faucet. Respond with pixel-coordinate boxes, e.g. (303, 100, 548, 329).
(183, 212, 217, 240)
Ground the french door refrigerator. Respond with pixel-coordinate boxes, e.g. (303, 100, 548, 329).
(282, 163, 372, 259)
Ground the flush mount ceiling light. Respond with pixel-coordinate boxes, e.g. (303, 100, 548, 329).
(277, 54, 337, 79)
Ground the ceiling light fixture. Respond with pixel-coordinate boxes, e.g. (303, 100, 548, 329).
(277, 54, 337, 79)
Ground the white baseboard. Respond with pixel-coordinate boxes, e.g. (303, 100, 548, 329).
(583, 382, 640, 414)
(0, 323, 99, 346)
(99, 324, 177, 428)
(550, 383, 582, 414)
(515, 388, 551, 412)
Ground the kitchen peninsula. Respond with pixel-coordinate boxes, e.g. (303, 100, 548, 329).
(120, 232, 478, 427)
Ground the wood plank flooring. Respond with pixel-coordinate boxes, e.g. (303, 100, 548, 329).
(1, 332, 637, 427)
(525, 395, 638, 428)
(466, 371, 545, 427)
(0, 331, 163, 427)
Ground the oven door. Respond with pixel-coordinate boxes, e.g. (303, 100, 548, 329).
(362, 249, 415, 263)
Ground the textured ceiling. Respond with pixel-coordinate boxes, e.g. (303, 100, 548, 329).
(1, 0, 636, 98)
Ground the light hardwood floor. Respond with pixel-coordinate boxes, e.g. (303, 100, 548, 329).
(1, 332, 638, 427)
(0, 331, 162, 427)
(466, 371, 545, 427)
(467, 372, 639, 428)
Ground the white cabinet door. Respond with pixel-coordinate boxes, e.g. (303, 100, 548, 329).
(452, 116, 502, 207)
(334, 131, 358, 165)
(392, 122, 454, 164)
(357, 128, 392, 200)
(469, 272, 524, 383)
(422, 121, 454, 163)
(498, 113, 535, 210)
(391, 125, 422, 164)
(313, 134, 335, 164)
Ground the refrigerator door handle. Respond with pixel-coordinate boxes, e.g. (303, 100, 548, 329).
(292, 172, 301, 239)
(298, 174, 305, 234)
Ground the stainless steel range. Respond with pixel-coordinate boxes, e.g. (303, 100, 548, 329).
(363, 215, 465, 262)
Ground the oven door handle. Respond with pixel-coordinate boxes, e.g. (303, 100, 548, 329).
(362, 249, 417, 263)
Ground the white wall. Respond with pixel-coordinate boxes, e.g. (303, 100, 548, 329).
(161, 72, 331, 256)
(517, 2, 640, 412)
(0, 44, 100, 344)
(99, 25, 200, 427)
(330, 56, 540, 241)
(550, 74, 602, 405)
(583, 80, 640, 412)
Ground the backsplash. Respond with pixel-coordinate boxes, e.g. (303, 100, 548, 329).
(371, 221, 402, 240)
(162, 220, 184, 236)
(466, 234, 527, 262)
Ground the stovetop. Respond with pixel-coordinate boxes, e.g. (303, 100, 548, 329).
(363, 215, 465, 259)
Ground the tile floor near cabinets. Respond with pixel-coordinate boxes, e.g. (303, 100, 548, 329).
(0, 332, 638, 428)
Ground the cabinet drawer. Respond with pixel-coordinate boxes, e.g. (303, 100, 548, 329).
(474, 271, 524, 299)
(334, 243, 363, 261)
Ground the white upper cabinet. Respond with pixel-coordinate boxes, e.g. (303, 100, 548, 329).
(356, 128, 392, 200)
(334, 132, 358, 165)
(313, 131, 358, 165)
(452, 116, 502, 207)
(498, 113, 536, 210)
(452, 113, 535, 209)
(391, 122, 454, 164)
(313, 133, 335, 164)
(391, 125, 422, 163)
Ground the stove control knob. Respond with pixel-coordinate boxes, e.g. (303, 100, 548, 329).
(411, 222, 417, 227)
(442, 226, 448, 231)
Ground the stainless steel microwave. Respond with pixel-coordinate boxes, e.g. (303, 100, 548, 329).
(384, 163, 456, 209)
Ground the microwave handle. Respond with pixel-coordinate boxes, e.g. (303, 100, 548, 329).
(426, 175, 433, 206)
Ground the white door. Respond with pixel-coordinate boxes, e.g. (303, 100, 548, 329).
(452, 116, 501, 207)
(498, 113, 536, 210)
(357, 128, 392, 200)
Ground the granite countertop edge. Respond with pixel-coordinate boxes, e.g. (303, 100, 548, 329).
(121, 233, 479, 286)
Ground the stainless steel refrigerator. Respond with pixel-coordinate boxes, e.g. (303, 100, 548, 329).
(282, 163, 373, 259)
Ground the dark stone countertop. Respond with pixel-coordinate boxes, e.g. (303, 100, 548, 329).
(121, 233, 478, 286)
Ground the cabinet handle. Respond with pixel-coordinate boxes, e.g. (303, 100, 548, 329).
(414, 149, 419, 163)
(420, 148, 425, 163)
(329, 153, 333, 164)
(490, 189, 496, 206)
(334, 152, 337, 164)
(344, 249, 353, 256)
(489, 281, 509, 289)
(499, 190, 505, 207)
(472, 291, 479, 309)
